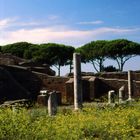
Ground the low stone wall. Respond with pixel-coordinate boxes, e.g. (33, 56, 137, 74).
(100, 78, 128, 98)
(133, 81, 140, 97)
(65, 75, 140, 103)
(96, 71, 140, 81)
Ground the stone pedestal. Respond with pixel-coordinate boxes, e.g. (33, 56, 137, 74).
(37, 94, 48, 106)
(119, 86, 124, 104)
(108, 90, 115, 104)
(48, 91, 57, 116)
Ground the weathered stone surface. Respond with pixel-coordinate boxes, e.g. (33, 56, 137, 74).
(73, 53, 82, 110)
(37, 94, 48, 106)
(19, 61, 55, 76)
(65, 72, 95, 77)
(65, 78, 74, 104)
(0, 53, 25, 65)
(89, 77, 100, 100)
(95, 71, 140, 82)
(100, 78, 128, 98)
(108, 90, 115, 104)
(48, 91, 57, 116)
(35, 72, 69, 103)
(0, 99, 31, 108)
(128, 70, 133, 100)
(55, 91, 62, 105)
(0, 53, 55, 76)
(65, 77, 94, 103)
(37, 90, 62, 106)
(0, 65, 42, 103)
(119, 86, 125, 103)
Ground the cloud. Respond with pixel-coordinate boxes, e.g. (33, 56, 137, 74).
(0, 25, 139, 46)
(18, 22, 41, 27)
(0, 17, 44, 31)
(77, 20, 104, 25)
(47, 15, 60, 20)
(0, 18, 139, 46)
(0, 16, 62, 31)
(0, 18, 17, 30)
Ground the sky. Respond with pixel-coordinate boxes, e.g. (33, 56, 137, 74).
(0, 0, 140, 75)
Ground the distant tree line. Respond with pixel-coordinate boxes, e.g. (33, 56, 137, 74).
(0, 42, 75, 76)
(76, 39, 140, 72)
(0, 39, 140, 75)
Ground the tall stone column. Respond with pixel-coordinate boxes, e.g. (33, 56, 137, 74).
(128, 70, 132, 100)
(73, 53, 82, 110)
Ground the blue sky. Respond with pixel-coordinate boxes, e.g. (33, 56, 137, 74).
(0, 0, 140, 75)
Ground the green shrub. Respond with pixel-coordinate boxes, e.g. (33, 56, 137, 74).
(0, 102, 140, 139)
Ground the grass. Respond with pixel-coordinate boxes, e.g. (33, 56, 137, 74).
(0, 101, 140, 139)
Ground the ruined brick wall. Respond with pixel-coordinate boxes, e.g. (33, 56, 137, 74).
(65, 78, 74, 104)
(34, 72, 69, 103)
(96, 72, 128, 80)
(1, 63, 140, 104)
(0, 65, 70, 104)
(0, 65, 42, 103)
(133, 73, 140, 81)
(65, 74, 140, 103)
(132, 81, 140, 97)
(96, 71, 140, 81)
(99, 78, 128, 98)
(65, 76, 95, 104)
(0, 53, 24, 65)
(96, 71, 140, 99)
(99, 78, 140, 99)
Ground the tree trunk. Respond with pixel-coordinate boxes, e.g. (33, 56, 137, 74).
(91, 61, 99, 72)
(99, 59, 102, 72)
(70, 64, 72, 73)
(99, 59, 104, 72)
(58, 65, 61, 76)
(120, 57, 124, 71)
(116, 59, 121, 71)
(69, 61, 73, 73)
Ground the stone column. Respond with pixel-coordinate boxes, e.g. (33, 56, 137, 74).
(108, 90, 115, 104)
(128, 70, 132, 100)
(48, 91, 57, 116)
(73, 53, 82, 110)
(119, 86, 124, 104)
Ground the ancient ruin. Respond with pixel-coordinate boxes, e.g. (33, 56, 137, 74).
(0, 53, 140, 106)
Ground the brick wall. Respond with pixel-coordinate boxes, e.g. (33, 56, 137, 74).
(34, 72, 69, 103)
(96, 71, 140, 81)
(66, 72, 140, 103)
(0, 53, 24, 65)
